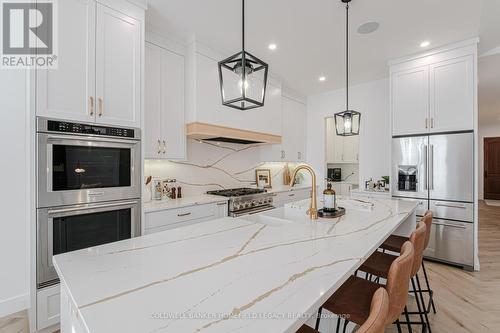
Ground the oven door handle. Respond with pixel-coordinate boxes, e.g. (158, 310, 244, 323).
(47, 200, 140, 216)
(46, 134, 139, 145)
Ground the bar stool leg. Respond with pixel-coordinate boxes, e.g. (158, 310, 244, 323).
(422, 261, 436, 314)
(396, 319, 403, 333)
(315, 307, 322, 330)
(411, 277, 428, 333)
(335, 316, 341, 333)
(404, 306, 413, 333)
(416, 275, 432, 332)
(342, 319, 349, 333)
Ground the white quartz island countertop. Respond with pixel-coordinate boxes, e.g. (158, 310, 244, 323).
(54, 197, 418, 333)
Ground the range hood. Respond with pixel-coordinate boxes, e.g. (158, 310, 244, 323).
(186, 122, 281, 145)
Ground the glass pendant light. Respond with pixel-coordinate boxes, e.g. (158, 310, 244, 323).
(218, 0, 269, 110)
(334, 0, 361, 136)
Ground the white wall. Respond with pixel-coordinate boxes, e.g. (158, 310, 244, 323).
(306, 79, 391, 186)
(478, 124, 500, 200)
(0, 70, 30, 317)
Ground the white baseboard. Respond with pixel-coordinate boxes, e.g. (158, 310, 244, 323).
(0, 293, 29, 318)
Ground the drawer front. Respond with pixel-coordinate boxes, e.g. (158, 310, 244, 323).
(424, 218, 474, 267)
(430, 201, 473, 222)
(37, 285, 60, 330)
(145, 203, 217, 230)
(145, 215, 217, 234)
(395, 197, 428, 216)
(274, 189, 311, 206)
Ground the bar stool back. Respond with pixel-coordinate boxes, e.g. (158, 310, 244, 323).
(356, 288, 389, 333)
(385, 241, 414, 325)
(410, 221, 427, 277)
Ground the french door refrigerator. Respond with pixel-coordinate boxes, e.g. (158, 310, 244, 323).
(392, 131, 474, 270)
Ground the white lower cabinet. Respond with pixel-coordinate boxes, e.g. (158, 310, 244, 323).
(332, 183, 353, 196)
(37, 284, 61, 330)
(144, 202, 228, 234)
(272, 188, 311, 208)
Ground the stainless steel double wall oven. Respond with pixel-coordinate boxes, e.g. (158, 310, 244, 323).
(36, 117, 141, 288)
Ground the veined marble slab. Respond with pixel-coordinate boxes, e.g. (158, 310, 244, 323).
(54, 197, 417, 333)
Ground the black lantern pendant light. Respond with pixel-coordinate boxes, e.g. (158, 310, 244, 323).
(218, 0, 269, 110)
(334, 0, 361, 136)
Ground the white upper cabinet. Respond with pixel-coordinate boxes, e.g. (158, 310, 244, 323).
(429, 56, 474, 133)
(144, 42, 186, 160)
(96, 4, 141, 128)
(36, 0, 96, 123)
(391, 66, 429, 136)
(282, 97, 307, 162)
(188, 46, 282, 136)
(36, 0, 144, 128)
(325, 117, 359, 164)
(390, 40, 477, 136)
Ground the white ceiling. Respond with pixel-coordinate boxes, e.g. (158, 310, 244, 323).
(145, 0, 500, 96)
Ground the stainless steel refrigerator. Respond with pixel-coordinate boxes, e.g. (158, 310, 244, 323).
(392, 131, 474, 270)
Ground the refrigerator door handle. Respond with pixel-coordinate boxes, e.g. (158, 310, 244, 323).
(429, 144, 434, 190)
(423, 144, 428, 190)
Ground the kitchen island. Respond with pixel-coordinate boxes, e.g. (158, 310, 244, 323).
(54, 197, 417, 333)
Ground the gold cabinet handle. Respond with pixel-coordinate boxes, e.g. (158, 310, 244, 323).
(163, 140, 166, 154)
(98, 98, 103, 117)
(89, 97, 94, 116)
(425, 118, 428, 129)
(431, 118, 434, 128)
(157, 139, 161, 154)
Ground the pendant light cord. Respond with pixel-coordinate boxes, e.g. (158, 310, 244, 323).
(242, 0, 245, 52)
(345, 2, 349, 111)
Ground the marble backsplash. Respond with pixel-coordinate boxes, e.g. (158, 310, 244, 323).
(144, 139, 306, 197)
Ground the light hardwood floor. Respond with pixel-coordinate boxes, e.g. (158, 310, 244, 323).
(1, 202, 499, 333)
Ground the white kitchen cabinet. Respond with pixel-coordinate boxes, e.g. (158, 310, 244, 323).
(36, 0, 96, 123)
(262, 96, 306, 162)
(37, 285, 60, 330)
(391, 66, 429, 136)
(188, 48, 282, 136)
(95, 4, 141, 128)
(144, 201, 227, 234)
(390, 41, 477, 136)
(325, 117, 359, 163)
(145, 42, 186, 159)
(429, 56, 474, 133)
(273, 188, 311, 208)
(36, 0, 143, 128)
(343, 135, 359, 163)
(332, 183, 353, 196)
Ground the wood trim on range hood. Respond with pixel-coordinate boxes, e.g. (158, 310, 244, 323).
(186, 122, 282, 145)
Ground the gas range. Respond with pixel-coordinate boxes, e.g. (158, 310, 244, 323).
(207, 188, 275, 217)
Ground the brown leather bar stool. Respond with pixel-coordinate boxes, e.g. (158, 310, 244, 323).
(360, 221, 429, 333)
(298, 288, 388, 333)
(315, 242, 414, 333)
(381, 211, 436, 314)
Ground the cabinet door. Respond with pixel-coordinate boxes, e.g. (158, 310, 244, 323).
(283, 97, 307, 162)
(429, 56, 474, 132)
(36, 0, 96, 123)
(333, 134, 344, 163)
(161, 48, 186, 159)
(96, 4, 141, 127)
(325, 117, 335, 163)
(392, 66, 429, 136)
(343, 135, 359, 163)
(144, 43, 162, 158)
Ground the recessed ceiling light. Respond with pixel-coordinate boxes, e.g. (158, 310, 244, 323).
(268, 43, 277, 50)
(420, 41, 431, 48)
(357, 22, 380, 35)
(319, 76, 326, 82)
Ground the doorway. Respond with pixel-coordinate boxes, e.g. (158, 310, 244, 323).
(484, 137, 500, 200)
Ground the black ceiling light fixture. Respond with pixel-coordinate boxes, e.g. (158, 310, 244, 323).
(218, 0, 269, 111)
(334, 0, 361, 136)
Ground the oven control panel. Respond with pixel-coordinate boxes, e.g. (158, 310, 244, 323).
(47, 120, 136, 138)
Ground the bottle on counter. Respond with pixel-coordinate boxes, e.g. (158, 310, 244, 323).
(323, 182, 336, 212)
